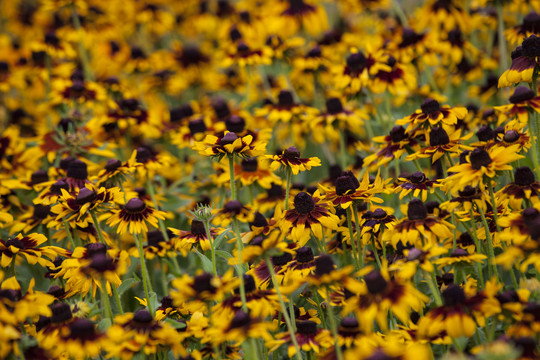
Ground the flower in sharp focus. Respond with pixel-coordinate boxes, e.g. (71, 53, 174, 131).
(281, 191, 339, 246)
(499, 35, 540, 87)
(106, 197, 166, 235)
(265, 146, 321, 175)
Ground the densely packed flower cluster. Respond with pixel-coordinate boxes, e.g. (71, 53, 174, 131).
(2, 0, 540, 359)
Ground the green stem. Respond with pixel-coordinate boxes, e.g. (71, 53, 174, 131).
(478, 206, 500, 282)
(100, 280, 114, 321)
(228, 154, 237, 201)
(233, 218, 248, 311)
(204, 220, 218, 277)
(467, 208, 485, 289)
(284, 167, 292, 211)
(134, 233, 154, 314)
(325, 294, 344, 360)
(346, 207, 361, 271)
(352, 205, 364, 269)
(427, 271, 443, 307)
(496, 3, 508, 75)
(90, 211, 106, 245)
(63, 221, 77, 249)
(265, 257, 303, 360)
(112, 284, 124, 314)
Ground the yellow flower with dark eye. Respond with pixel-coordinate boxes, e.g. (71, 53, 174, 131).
(382, 199, 454, 249)
(499, 35, 540, 88)
(343, 269, 429, 333)
(319, 170, 387, 209)
(105, 309, 187, 359)
(47, 318, 105, 360)
(206, 309, 274, 347)
(266, 146, 321, 175)
(432, 248, 487, 269)
(0, 233, 69, 268)
(494, 86, 540, 126)
(281, 191, 340, 246)
(396, 98, 467, 132)
(268, 319, 333, 358)
(106, 198, 166, 235)
(498, 166, 540, 209)
(406, 126, 473, 163)
(193, 131, 267, 159)
(394, 171, 439, 202)
(444, 144, 525, 191)
(49, 186, 124, 229)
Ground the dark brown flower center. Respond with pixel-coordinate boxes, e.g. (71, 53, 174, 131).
(476, 125, 494, 141)
(89, 253, 115, 272)
(293, 192, 315, 214)
(335, 172, 360, 195)
(314, 254, 335, 276)
(188, 118, 207, 135)
(190, 220, 206, 235)
(283, 146, 300, 160)
(407, 199, 427, 220)
(69, 319, 97, 339)
(31, 170, 49, 185)
(66, 159, 88, 179)
(229, 310, 251, 328)
(125, 198, 146, 213)
(105, 159, 122, 172)
(278, 90, 294, 107)
(250, 212, 268, 228)
(133, 309, 153, 324)
(364, 270, 388, 294)
(469, 148, 492, 170)
(192, 273, 215, 294)
(420, 98, 440, 114)
(51, 302, 73, 323)
(296, 320, 317, 335)
(326, 97, 343, 114)
(136, 147, 152, 163)
(76, 187, 96, 205)
(409, 171, 426, 184)
(451, 248, 468, 257)
(346, 51, 366, 72)
(429, 127, 450, 146)
(295, 246, 314, 263)
(389, 126, 406, 143)
(170, 104, 194, 123)
(521, 34, 540, 57)
(503, 130, 520, 143)
(33, 204, 51, 219)
(218, 132, 239, 146)
(271, 252, 293, 266)
(241, 158, 258, 172)
(515, 166, 536, 186)
(442, 284, 466, 306)
(509, 86, 535, 104)
(225, 115, 246, 133)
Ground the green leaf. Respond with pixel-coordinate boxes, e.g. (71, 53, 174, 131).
(213, 230, 231, 249)
(215, 250, 232, 260)
(193, 249, 214, 273)
(164, 318, 187, 329)
(117, 278, 138, 296)
(149, 291, 159, 311)
(98, 318, 111, 331)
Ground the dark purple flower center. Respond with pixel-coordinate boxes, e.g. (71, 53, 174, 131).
(283, 146, 300, 160)
(442, 284, 466, 306)
(293, 192, 315, 214)
(326, 97, 343, 114)
(521, 34, 540, 57)
(76, 187, 96, 205)
(314, 254, 335, 276)
(295, 246, 314, 263)
(476, 125, 494, 141)
(429, 127, 450, 146)
(241, 158, 258, 172)
(125, 198, 146, 213)
(389, 126, 407, 143)
(296, 320, 317, 335)
(509, 86, 535, 104)
(66, 159, 88, 179)
(31, 170, 49, 185)
(218, 132, 238, 146)
(407, 199, 427, 220)
(364, 270, 388, 294)
(469, 148, 492, 170)
(190, 220, 206, 235)
(278, 90, 294, 107)
(503, 130, 520, 143)
(346, 52, 366, 72)
(420, 98, 440, 114)
(225, 115, 246, 133)
(133, 309, 153, 324)
(515, 166, 536, 186)
(409, 171, 426, 184)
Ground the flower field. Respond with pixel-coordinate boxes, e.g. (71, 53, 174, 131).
(2, 0, 540, 359)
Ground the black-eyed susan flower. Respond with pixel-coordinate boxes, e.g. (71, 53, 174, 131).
(499, 35, 540, 87)
(266, 146, 321, 175)
(363, 125, 421, 169)
(396, 98, 468, 132)
(170, 220, 222, 252)
(0, 233, 69, 268)
(193, 131, 267, 160)
(45, 318, 104, 360)
(405, 126, 473, 163)
(343, 269, 429, 333)
(394, 171, 439, 201)
(494, 86, 540, 126)
(105, 309, 187, 359)
(499, 166, 540, 209)
(106, 197, 166, 235)
(269, 319, 333, 358)
(281, 191, 339, 246)
(382, 199, 454, 248)
(445, 144, 524, 190)
(319, 171, 386, 209)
